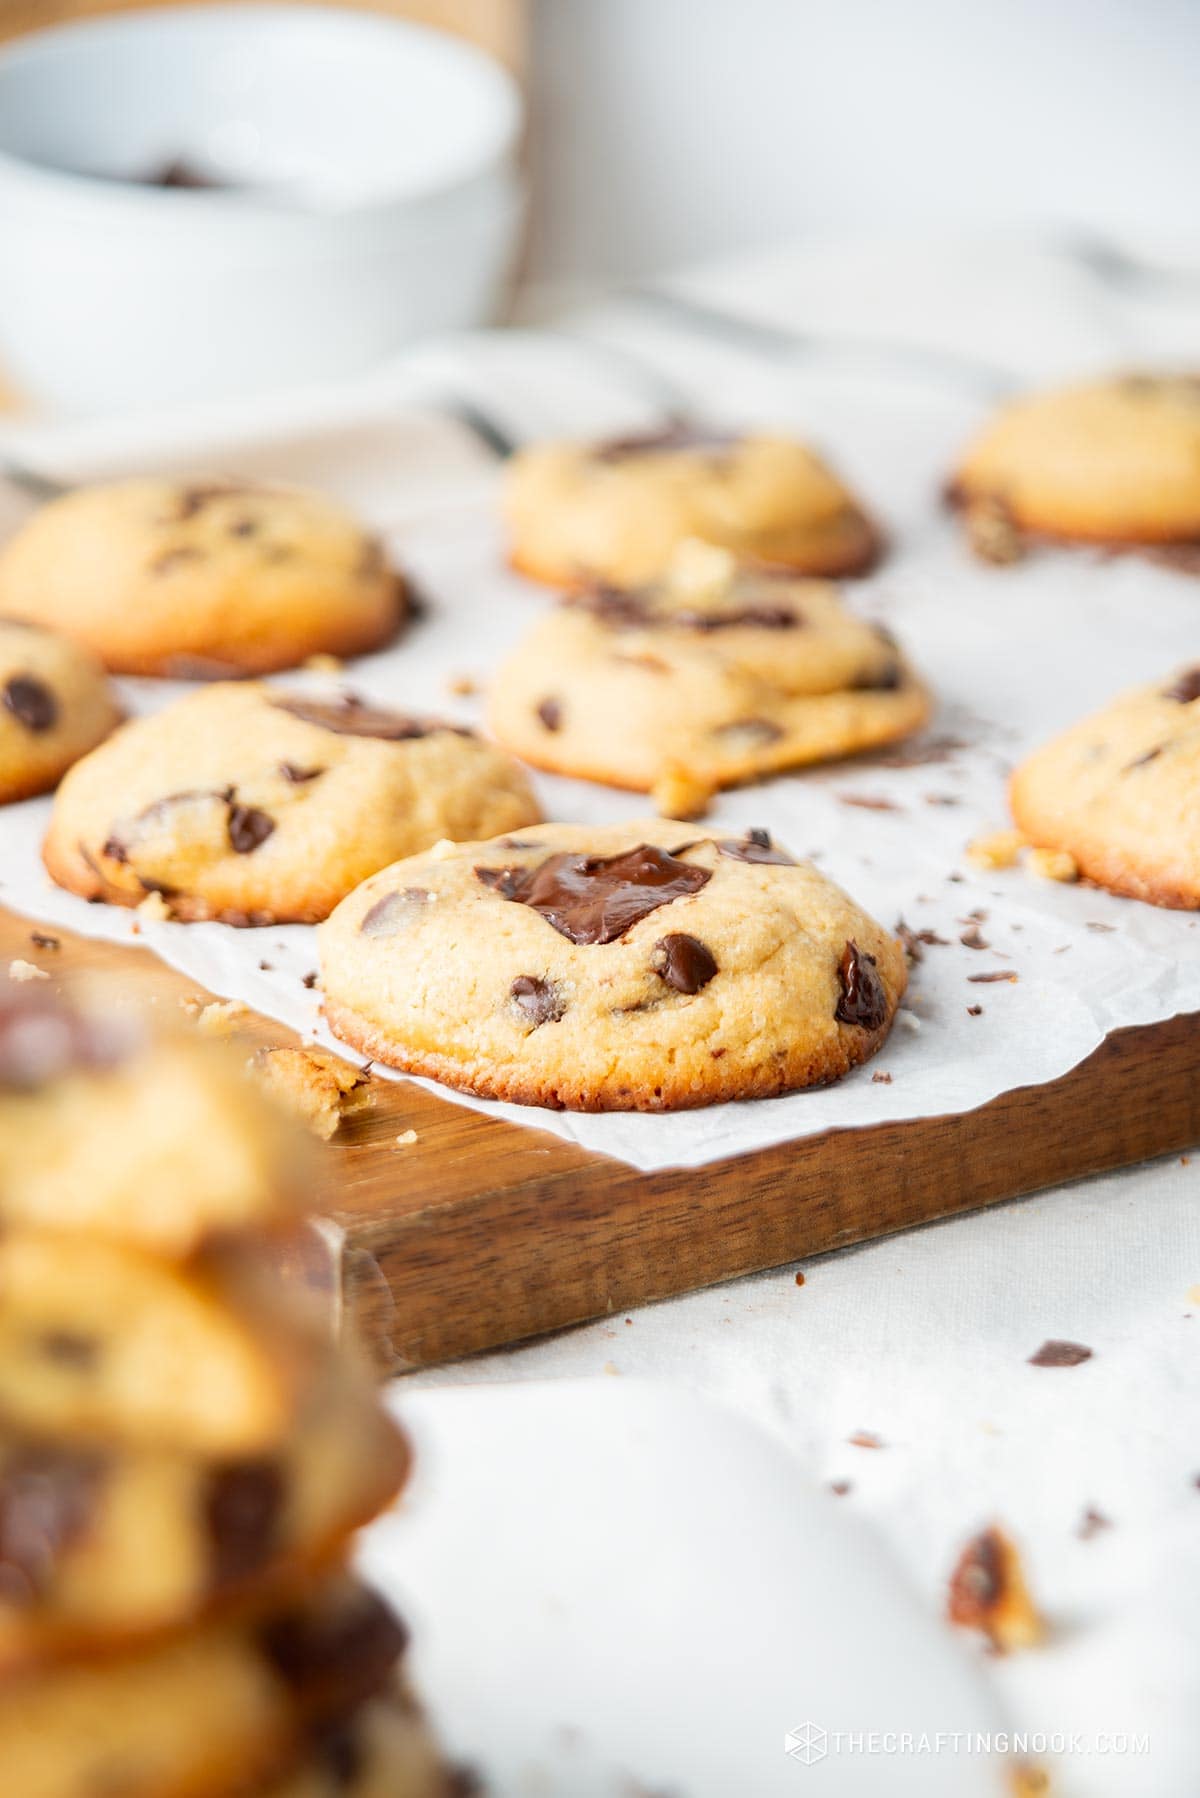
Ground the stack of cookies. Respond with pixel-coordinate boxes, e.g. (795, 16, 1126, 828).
(0, 985, 453, 1796)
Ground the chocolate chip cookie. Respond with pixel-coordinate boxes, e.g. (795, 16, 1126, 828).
(488, 544, 929, 802)
(0, 1371, 407, 1671)
(0, 1230, 325, 1454)
(949, 374, 1200, 563)
(319, 820, 906, 1111)
(0, 1576, 406, 1798)
(1010, 664, 1200, 908)
(0, 477, 405, 676)
(0, 987, 311, 1257)
(44, 682, 541, 924)
(504, 424, 883, 588)
(0, 619, 120, 803)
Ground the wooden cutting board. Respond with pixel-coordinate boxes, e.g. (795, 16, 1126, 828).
(4, 904, 1198, 1373)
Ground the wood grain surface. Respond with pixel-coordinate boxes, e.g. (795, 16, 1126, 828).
(3, 904, 1197, 1374)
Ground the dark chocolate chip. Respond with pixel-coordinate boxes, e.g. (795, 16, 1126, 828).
(272, 696, 470, 741)
(3, 674, 57, 733)
(205, 1459, 285, 1588)
(510, 975, 566, 1026)
(278, 762, 324, 784)
(1029, 1339, 1092, 1367)
(536, 697, 563, 731)
(260, 1585, 409, 1704)
(0, 1444, 107, 1604)
(29, 931, 59, 951)
(38, 1330, 99, 1368)
(228, 517, 259, 538)
(359, 888, 431, 938)
(853, 660, 903, 692)
(1164, 667, 1200, 704)
(568, 586, 654, 629)
(652, 933, 717, 994)
(227, 804, 275, 855)
(717, 828, 797, 867)
(589, 421, 737, 463)
(174, 482, 244, 521)
(834, 940, 888, 1030)
(475, 844, 711, 946)
(302, 971, 319, 989)
(672, 604, 800, 632)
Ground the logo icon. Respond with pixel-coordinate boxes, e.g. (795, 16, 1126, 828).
(785, 1723, 827, 1765)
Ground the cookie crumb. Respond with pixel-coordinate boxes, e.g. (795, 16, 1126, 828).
(253, 1045, 373, 1140)
(395, 1128, 419, 1147)
(651, 761, 714, 821)
(1029, 1339, 1092, 1367)
(794, 1271, 806, 1287)
(191, 999, 252, 1037)
(136, 890, 172, 923)
(847, 1430, 884, 1449)
(966, 828, 1025, 870)
(967, 1003, 983, 1016)
(871, 1070, 893, 1084)
(829, 1479, 852, 1496)
(965, 497, 1025, 565)
(302, 652, 343, 673)
(446, 672, 479, 697)
(8, 958, 48, 982)
(947, 1525, 1044, 1652)
(1027, 846, 1078, 883)
(1077, 1505, 1112, 1540)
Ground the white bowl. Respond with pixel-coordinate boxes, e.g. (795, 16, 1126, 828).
(0, 3, 523, 414)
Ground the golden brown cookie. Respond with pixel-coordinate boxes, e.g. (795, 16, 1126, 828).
(0, 619, 119, 803)
(1009, 664, 1200, 908)
(0, 1577, 407, 1798)
(319, 820, 906, 1112)
(0, 1229, 325, 1455)
(949, 373, 1200, 560)
(0, 478, 405, 676)
(504, 424, 883, 588)
(0, 1371, 408, 1672)
(0, 987, 311, 1257)
(43, 683, 541, 925)
(488, 543, 929, 800)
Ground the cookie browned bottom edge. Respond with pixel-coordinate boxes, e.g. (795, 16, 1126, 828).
(945, 480, 1200, 567)
(70, 573, 409, 680)
(0, 1413, 411, 1679)
(322, 998, 900, 1113)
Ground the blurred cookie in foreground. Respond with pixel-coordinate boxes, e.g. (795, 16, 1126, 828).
(949, 374, 1200, 566)
(0, 618, 120, 803)
(504, 422, 883, 588)
(0, 1372, 407, 1670)
(44, 682, 541, 924)
(320, 820, 906, 1111)
(1009, 664, 1200, 909)
(0, 985, 310, 1254)
(0, 477, 406, 676)
(489, 542, 929, 810)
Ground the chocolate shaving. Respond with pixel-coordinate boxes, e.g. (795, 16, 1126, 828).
(959, 925, 990, 951)
(1029, 1339, 1092, 1367)
(967, 970, 1017, 984)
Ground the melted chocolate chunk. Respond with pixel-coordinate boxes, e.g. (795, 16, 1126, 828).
(261, 1586, 409, 1705)
(568, 585, 654, 629)
(0, 1444, 107, 1603)
(279, 762, 324, 784)
(3, 674, 57, 733)
(272, 696, 469, 741)
(717, 827, 797, 867)
(589, 421, 737, 464)
(475, 844, 711, 946)
(536, 697, 563, 731)
(853, 660, 903, 692)
(0, 990, 135, 1090)
(227, 804, 275, 855)
(510, 975, 566, 1026)
(205, 1459, 285, 1588)
(672, 604, 800, 632)
(1164, 666, 1200, 704)
(359, 888, 431, 939)
(834, 940, 888, 1030)
(652, 933, 718, 994)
